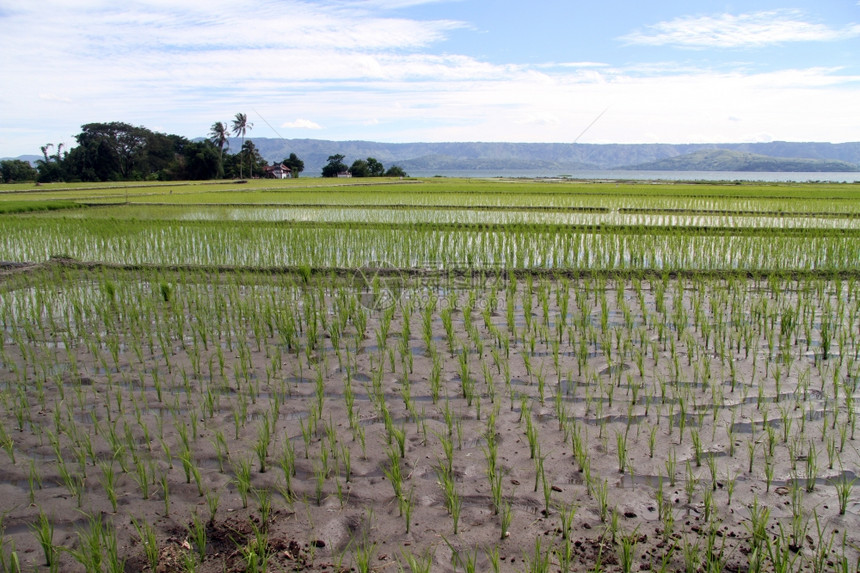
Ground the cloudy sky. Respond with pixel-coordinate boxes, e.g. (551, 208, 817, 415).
(1, 0, 859, 157)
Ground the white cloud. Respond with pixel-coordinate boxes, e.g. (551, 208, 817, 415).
(621, 10, 860, 48)
(240, 64, 860, 146)
(516, 113, 561, 128)
(38, 93, 72, 103)
(1, 1, 859, 155)
(356, 0, 460, 8)
(542, 62, 610, 69)
(282, 119, 323, 130)
(740, 133, 775, 144)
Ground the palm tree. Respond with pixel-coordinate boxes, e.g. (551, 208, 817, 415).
(209, 122, 230, 176)
(40, 143, 54, 163)
(36, 143, 64, 183)
(231, 113, 253, 179)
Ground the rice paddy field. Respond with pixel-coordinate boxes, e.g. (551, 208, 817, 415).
(0, 176, 859, 572)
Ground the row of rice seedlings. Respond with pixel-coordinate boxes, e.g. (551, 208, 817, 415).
(1, 215, 858, 272)
(52, 178, 860, 214)
(52, 202, 860, 231)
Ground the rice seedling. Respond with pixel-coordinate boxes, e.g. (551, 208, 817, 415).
(806, 440, 819, 492)
(648, 425, 657, 458)
(524, 414, 539, 460)
(178, 445, 194, 486)
(440, 468, 462, 534)
(665, 448, 678, 487)
(0, 538, 21, 573)
(351, 535, 377, 573)
(435, 429, 454, 476)
(484, 448, 503, 515)
(784, 479, 808, 552)
(232, 456, 253, 509)
(392, 423, 406, 458)
(67, 512, 125, 573)
(764, 454, 775, 493)
(701, 485, 716, 524)
(401, 485, 415, 534)
(539, 458, 553, 516)
(684, 461, 699, 505)
(187, 510, 207, 561)
(618, 529, 639, 573)
(383, 446, 404, 514)
(204, 487, 220, 524)
(594, 478, 609, 522)
(807, 511, 835, 573)
(57, 459, 85, 508)
(274, 441, 296, 498)
(746, 496, 771, 556)
(690, 429, 702, 467)
(681, 535, 702, 573)
(725, 470, 738, 507)
(485, 545, 501, 573)
(399, 546, 433, 573)
(313, 461, 327, 506)
(615, 429, 628, 473)
(30, 509, 56, 570)
(98, 461, 118, 512)
(253, 415, 271, 473)
(445, 539, 479, 573)
(499, 497, 513, 539)
(746, 438, 756, 474)
(255, 487, 272, 530)
(835, 474, 856, 516)
(241, 524, 271, 573)
(0, 424, 14, 465)
(522, 535, 551, 573)
(129, 518, 158, 567)
(557, 501, 576, 541)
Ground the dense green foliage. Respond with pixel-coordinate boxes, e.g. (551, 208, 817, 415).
(34, 122, 218, 182)
(0, 159, 38, 183)
(282, 153, 305, 177)
(23, 120, 306, 183)
(321, 154, 348, 177)
(349, 157, 407, 177)
(323, 154, 407, 177)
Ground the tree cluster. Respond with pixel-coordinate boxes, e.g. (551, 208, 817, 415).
(29, 122, 220, 183)
(9, 117, 307, 184)
(0, 159, 37, 183)
(321, 154, 407, 178)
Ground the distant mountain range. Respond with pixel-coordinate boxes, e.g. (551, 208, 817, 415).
(8, 139, 860, 174)
(238, 139, 860, 174)
(621, 149, 859, 172)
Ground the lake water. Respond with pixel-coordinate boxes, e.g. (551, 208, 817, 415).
(408, 169, 860, 183)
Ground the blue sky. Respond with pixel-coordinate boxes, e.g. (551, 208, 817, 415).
(1, 0, 859, 157)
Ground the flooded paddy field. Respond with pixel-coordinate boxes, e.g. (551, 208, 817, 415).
(0, 177, 859, 572)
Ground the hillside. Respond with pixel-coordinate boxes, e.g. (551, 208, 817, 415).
(623, 149, 859, 172)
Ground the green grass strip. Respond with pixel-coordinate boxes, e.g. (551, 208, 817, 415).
(0, 200, 84, 214)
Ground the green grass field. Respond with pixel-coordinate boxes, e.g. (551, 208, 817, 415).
(2, 177, 859, 271)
